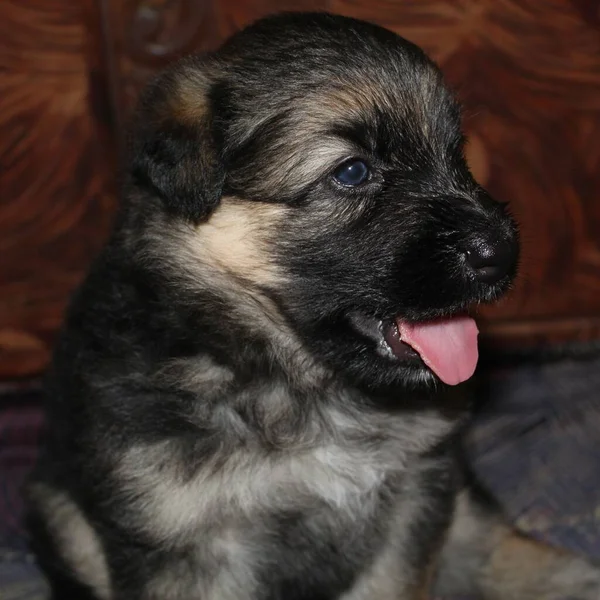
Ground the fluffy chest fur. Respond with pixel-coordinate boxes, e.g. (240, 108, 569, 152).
(113, 376, 457, 543)
(106, 376, 458, 599)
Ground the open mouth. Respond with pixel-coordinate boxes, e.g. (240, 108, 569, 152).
(349, 312, 479, 386)
(381, 316, 479, 386)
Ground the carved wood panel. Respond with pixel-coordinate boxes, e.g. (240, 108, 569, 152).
(101, 0, 328, 133)
(0, 0, 116, 379)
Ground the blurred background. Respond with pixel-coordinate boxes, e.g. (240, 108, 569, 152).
(1, 0, 600, 597)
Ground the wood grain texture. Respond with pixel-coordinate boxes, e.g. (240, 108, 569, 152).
(103, 0, 328, 129)
(103, 0, 223, 133)
(0, 0, 116, 378)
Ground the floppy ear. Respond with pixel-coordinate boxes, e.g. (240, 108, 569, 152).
(129, 59, 224, 223)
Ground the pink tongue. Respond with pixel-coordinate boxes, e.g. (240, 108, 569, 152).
(397, 317, 479, 386)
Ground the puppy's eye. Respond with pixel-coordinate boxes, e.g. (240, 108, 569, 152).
(333, 159, 370, 186)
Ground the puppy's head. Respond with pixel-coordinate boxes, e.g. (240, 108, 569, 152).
(128, 12, 519, 390)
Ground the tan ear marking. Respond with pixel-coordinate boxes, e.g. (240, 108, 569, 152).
(188, 196, 286, 287)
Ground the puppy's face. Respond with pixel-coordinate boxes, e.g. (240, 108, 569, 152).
(130, 13, 519, 390)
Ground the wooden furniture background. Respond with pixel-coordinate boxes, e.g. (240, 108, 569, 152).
(2, 0, 600, 380)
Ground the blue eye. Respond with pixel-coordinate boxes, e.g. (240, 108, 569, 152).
(333, 159, 370, 186)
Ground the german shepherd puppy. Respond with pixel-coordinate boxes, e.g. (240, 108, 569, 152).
(26, 12, 600, 600)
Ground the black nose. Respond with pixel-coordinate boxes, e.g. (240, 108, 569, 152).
(464, 236, 517, 284)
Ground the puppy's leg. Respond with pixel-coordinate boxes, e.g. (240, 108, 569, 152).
(342, 459, 456, 600)
(26, 482, 111, 600)
(339, 540, 434, 600)
(435, 489, 600, 600)
(26, 507, 98, 600)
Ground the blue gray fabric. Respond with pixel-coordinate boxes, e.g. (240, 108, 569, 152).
(465, 356, 600, 560)
(0, 548, 47, 600)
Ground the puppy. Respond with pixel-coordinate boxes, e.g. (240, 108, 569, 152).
(26, 12, 597, 600)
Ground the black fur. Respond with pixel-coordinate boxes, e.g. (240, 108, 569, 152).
(28, 12, 518, 600)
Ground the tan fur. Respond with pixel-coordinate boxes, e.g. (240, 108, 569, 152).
(193, 196, 285, 287)
(166, 62, 218, 126)
(154, 355, 234, 395)
(185, 196, 316, 376)
(143, 526, 263, 600)
(414, 532, 448, 600)
(115, 430, 385, 544)
(142, 195, 285, 291)
(315, 78, 475, 204)
(302, 87, 370, 126)
(303, 69, 441, 140)
(242, 74, 448, 200)
(172, 76, 209, 124)
(115, 400, 453, 546)
(27, 483, 111, 599)
(341, 540, 413, 600)
(340, 482, 442, 600)
(273, 135, 356, 192)
(140, 195, 331, 390)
